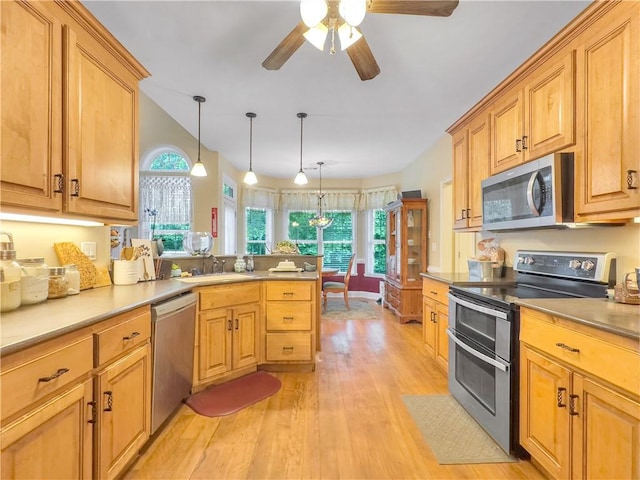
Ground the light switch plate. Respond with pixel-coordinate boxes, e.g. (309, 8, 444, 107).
(81, 241, 97, 260)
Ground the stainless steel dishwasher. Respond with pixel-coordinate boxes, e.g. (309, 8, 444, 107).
(151, 292, 197, 434)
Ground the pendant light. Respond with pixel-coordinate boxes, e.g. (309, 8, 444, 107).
(294, 112, 309, 185)
(243, 112, 258, 185)
(191, 95, 207, 177)
(309, 161, 333, 228)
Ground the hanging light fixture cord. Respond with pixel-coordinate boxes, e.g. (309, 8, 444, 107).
(194, 96, 205, 162)
(247, 112, 256, 170)
(298, 112, 307, 171)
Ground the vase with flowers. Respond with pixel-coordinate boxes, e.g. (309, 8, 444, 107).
(144, 207, 164, 257)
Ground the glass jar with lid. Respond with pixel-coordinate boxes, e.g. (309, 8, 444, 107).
(63, 264, 80, 295)
(48, 267, 69, 299)
(0, 232, 21, 312)
(17, 257, 49, 305)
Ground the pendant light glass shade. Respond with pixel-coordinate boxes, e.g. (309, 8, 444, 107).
(338, 24, 362, 50)
(243, 112, 258, 185)
(191, 95, 207, 177)
(309, 161, 333, 228)
(303, 23, 329, 51)
(294, 113, 309, 185)
(300, 0, 328, 27)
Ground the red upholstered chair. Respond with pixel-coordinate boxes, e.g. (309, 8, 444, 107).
(323, 254, 356, 310)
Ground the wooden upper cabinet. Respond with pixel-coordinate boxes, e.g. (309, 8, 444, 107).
(64, 26, 140, 221)
(452, 129, 469, 229)
(0, 0, 149, 223)
(574, 1, 640, 220)
(467, 113, 491, 228)
(491, 50, 575, 175)
(0, 1, 63, 213)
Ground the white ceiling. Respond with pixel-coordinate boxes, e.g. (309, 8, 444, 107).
(84, 0, 590, 180)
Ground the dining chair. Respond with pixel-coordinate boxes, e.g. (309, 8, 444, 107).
(323, 254, 356, 310)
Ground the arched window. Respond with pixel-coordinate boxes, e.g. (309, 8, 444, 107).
(139, 146, 193, 253)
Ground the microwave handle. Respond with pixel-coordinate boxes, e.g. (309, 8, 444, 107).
(448, 293, 508, 320)
(446, 329, 509, 372)
(526, 171, 542, 216)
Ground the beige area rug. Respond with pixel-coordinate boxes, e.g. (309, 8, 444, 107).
(321, 297, 383, 320)
(402, 394, 517, 465)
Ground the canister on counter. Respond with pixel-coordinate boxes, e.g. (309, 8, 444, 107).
(64, 264, 80, 295)
(0, 232, 21, 312)
(48, 267, 69, 299)
(17, 257, 49, 305)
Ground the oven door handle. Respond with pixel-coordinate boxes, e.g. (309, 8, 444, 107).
(447, 329, 509, 372)
(448, 293, 508, 320)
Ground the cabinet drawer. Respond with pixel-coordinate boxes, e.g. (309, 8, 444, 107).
(422, 278, 449, 304)
(520, 312, 640, 395)
(95, 307, 151, 366)
(199, 283, 261, 310)
(265, 333, 312, 361)
(266, 303, 312, 331)
(1, 335, 93, 421)
(266, 282, 312, 301)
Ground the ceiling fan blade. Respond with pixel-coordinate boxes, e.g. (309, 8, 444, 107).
(346, 35, 380, 81)
(262, 22, 307, 70)
(368, 0, 459, 17)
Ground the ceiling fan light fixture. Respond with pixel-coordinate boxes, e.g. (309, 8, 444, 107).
(191, 95, 207, 177)
(338, 0, 366, 27)
(338, 23, 362, 50)
(300, 0, 328, 27)
(303, 23, 329, 50)
(243, 112, 258, 185)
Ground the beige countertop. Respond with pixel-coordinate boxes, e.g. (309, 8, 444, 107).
(517, 298, 640, 340)
(420, 271, 516, 286)
(1, 271, 318, 356)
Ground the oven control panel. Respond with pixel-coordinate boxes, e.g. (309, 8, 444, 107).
(514, 251, 616, 283)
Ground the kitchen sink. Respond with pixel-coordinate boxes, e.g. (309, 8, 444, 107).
(175, 273, 256, 284)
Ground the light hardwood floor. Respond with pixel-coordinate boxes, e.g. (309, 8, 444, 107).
(125, 301, 545, 480)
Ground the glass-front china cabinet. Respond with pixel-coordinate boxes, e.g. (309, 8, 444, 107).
(384, 198, 428, 323)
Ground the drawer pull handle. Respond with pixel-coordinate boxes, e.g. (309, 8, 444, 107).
(70, 178, 80, 197)
(555, 342, 580, 353)
(104, 391, 113, 412)
(227, 319, 232, 331)
(515, 138, 522, 152)
(87, 401, 97, 424)
(430, 312, 437, 323)
(557, 387, 567, 407)
(235, 318, 239, 330)
(38, 368, 69, 382)
(282, 346, 294, 354)
(569, 394, 579, 416)
(521, 135, 528, 150)
(123, 331, 140, 341)
(430, 290, 438, 295)
(283, 292, 294, 296)
(627, 169, 638, 190)
(283, 316, 294, 322)
(54, 173, 64, 193)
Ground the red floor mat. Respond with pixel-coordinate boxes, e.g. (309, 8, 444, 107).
(185, 371, 281, 417)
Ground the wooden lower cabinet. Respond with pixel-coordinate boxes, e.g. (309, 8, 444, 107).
(0, 378, 93, 479)
(385, 280, 422, 324)
(195, 283, 260, 386)
(519, 307, 640, 479)
(422, 278, 449, 372)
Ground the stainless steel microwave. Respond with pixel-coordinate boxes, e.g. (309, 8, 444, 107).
(481, 153, 574, 231)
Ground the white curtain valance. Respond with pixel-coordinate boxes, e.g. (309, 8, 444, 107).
(359, 186, 399, 210)
(280, 189, 360, 211)
(240, 186, 280, 210)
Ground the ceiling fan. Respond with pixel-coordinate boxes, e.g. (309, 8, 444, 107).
(262, 0, 459, 81)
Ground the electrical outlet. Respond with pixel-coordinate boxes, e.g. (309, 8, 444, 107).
(81, 242, 97, 260)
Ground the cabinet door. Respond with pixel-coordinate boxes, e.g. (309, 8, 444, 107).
(198, 308, 232, 380)
(572, 374, 640, 480)
(0, 0, 63, 213)
(1, 379, 93, 479)
(232, 304, 259, 370)
(64, 26, 139, 221)
(96, 344, 151, 480)
(575, 2, 640, 219)
(524, 50, 575, 161)
(467, 113, 491, 228)
(491, 88, 524, 174)
(519, 345, 571, 480)
(434, 303, 449, 371)
(452, 129, 469, 229)
(422, 297, 437, 357)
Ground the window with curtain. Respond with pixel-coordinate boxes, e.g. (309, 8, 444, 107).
(287, 210, 354, 272)
(245, 207, 273, 254)
(139, 149, 192, 252)
(367, 208, 387, 274)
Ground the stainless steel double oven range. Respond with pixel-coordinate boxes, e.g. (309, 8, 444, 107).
(447, 250, 616, 455)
